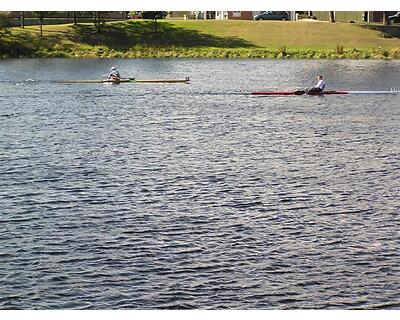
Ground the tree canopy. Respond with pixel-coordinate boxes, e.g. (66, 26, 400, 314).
(0, 12, 12, 35)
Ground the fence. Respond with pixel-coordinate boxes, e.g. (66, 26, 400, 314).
(11, 18, 128, 27)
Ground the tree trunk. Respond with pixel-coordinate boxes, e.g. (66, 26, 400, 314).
(97, 11, 101, 31)
(39, 13, 43, 37)
(20, 12, 24, 29)
(329, 11, 335, 23)
(154, 17, 157, 32)
(73, 11, 77, 25)
(383, 12, 387, 25)
(93, 11, 101, 31)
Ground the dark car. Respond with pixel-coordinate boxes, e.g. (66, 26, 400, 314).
(388, 12, 400, 24)
(254, 11, 290, 21)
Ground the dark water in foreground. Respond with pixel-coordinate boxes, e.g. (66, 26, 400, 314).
(0, 59, 399, 309)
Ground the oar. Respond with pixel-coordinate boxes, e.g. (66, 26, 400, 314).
(102, 76, 135, 81)
(102, 77, 135, 83)
(292, 85, 312, 95)
(304, 86, 314, 95)
(293, 89, 307, 95)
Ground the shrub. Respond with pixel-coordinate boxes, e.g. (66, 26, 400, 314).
(335, 45, 344, 54)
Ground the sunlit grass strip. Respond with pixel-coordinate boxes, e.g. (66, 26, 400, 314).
(2, 44, 399, 59)
(168, 20, 400, 50)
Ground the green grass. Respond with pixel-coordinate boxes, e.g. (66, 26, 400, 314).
(1, 20, 400, 58)
(170, 20, 400, 50)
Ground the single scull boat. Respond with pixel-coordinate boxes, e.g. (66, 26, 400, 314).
(251, 89, 399, 96)
(59, 77, 190, 84)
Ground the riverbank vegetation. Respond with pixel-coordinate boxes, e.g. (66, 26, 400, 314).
(1, 20, 400, 58)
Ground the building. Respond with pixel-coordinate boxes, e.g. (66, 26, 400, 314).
(228, 11, 256, 20)
(190, 11, 228, 20)
(368, 11, 398, 23)
(312, 11, 398, 23)
(226, 11, 398, 23)
(227, 11, 296, 20)
(216, 11, 228, 20)
(166, 11, 193, 19)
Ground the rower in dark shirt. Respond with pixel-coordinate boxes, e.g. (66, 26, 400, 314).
(307, 75, 325, 94)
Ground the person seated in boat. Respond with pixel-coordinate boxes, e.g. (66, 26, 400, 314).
(307, 75, 325, 94)
(107, 66, 121, 81)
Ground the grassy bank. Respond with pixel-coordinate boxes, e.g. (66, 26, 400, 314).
(1, 20, 400, 58)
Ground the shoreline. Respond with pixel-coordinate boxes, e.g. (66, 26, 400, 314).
(1, 46, 400, 59)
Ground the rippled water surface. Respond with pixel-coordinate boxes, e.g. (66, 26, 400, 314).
(1, 59, 399, 309)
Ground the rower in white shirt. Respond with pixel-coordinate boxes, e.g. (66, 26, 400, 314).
(307, 75, 326, 94)
(107, 66, 121, 81)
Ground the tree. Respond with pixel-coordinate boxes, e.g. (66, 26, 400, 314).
(93, 11, 110, 31)
(20, 11, 25, 29)
(0, 12, 12, 36)
(69, 12, 93, 26)
(141, 11, 167, 19)
(141, 11, 167, 32)
(39, 12, 44, 37)
(32, 11, 48, 37)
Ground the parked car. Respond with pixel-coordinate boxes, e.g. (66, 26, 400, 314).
(388, 12, 400, 24)
(254, 11, 290, 21)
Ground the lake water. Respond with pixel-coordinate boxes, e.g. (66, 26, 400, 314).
(0, 58, 399, 309)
